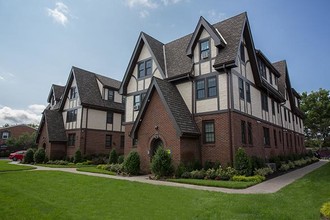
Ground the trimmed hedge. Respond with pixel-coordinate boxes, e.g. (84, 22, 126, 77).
(123, 151, 140, 175)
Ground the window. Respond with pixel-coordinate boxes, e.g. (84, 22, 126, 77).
(108, 90, 114, 101)
(70, 87, 77, 99)
(277, 103, 280, 114)
(241, 121, 246, 144)
(196, 80, 205, 99)
(246, 83, 251, 103)
(271, 100, 275, 115)
(66, 109, 77, 122)
(263, 127, 270, 146)
(284, 108, 287, 121)
(68, 134, 76, 146)
(279, 130, 282, 143)
(258, 58, 267, 79)
(269, 72, 273, 84)
(207, 77, 217, 97)
(200, 40, 210, 60)
(105, 135, 112, 148)
(203, 121, 215, 143)
(240, 43, 245, 62)
(247, 122, 253, 145)
(274, 129, 277, 147)
(107, 111, 113, 124)
(121, 114, 125, 124)
(133, 93, 146, 110)
(290, 134, 292, 148)
(2, 131, 9, 139)
(286, 133, 289, 148)
(138, 59, 152, 78)
(120, 135, 125, 148)
(196, 77, 217, 100)
(299, 118, 302, 128)
(275, 77, 278, 86)
(288, 111, 291, 123)
(261, 93, 268, 111)
(239, 78, 244, 99)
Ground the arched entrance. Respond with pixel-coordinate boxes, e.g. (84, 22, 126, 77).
(150, 138, 163, 161)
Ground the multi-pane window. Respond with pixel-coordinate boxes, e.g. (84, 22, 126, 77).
(274, 129, 277, 147)
(2, 131, 9, 139)
(105, 135, 112, 148)
(269, 72, 273, 84)
(121, 114, 125, 124)
(271, 100, 275, 115)
(247, 122, 253, 145)
(70, 87, 77, 99)
(241, 120, 246, 144)
(66, 109, 77, 122)
(120, 135, 125, 148)
(284, 108, 287, 121)
(279, 130, 282, 143)
(288, 111, 291, 123)
(203, 121, 215, 143)
(246, 82, 251, 103)
(138, 59, 152, 78)
(275, 77, 278, 86)
(196, 77, 217, 100)
(133, 93, 146, 110)
(107, 111, 113, 124)
(68, 134, 76, 146)
(261, 93, 268, 111)
(108, 90, 114, 101)
(258, 58, 267, 79)
(239, 78, 244, 99)
(263, 127, 270, 146)
(240, 43, 245, 63)
(200, 40, 210, 60)
(286, 133, 289, 148)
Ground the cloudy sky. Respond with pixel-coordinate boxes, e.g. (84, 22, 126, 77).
(0, 0, 329, 126)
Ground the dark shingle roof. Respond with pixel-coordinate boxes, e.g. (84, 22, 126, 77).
(53, 85, 65, 101)
(143, 32, 165, 75)
(44, 110, 67, 142)
(272, 60, 287, 96)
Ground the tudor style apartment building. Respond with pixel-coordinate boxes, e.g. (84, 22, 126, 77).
(120, 12, 305, 172)
(36, 67, 125, 160)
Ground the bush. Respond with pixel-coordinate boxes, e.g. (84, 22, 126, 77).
(216, 166, 237, 180)
(205, 168, 217, 180)
(46, 160, 68, 165)
(232, 175, 265, 183)
(151, 147, 174, 177)
(269, 156, 282, 170)
(175, 163, 187, 178)
(123, 151, 140, 175)
(250, 156, 265, 171)
(34, 148, 46, 164)
(109, 149, 118, 164)
(287, 161, 295, 169)
(279, 163, 290, 172)
(118, 155, 124, 164)
(321, 202, 330, 219)
(234, 148, 252, 176)
(191, 169, 206, 179)
(23, 148, 35, 164)
(181, 171, 191, 179)
(204, 161, 221, 170)
(254, 167, 274, 177)
(74, 149, 82, 164)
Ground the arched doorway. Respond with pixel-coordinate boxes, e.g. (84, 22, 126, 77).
(150, 138, 163, 161)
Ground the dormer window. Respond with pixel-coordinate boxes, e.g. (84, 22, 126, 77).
(200, 40, 210, 60)
(70, 87, 77, 99)
(138, 59, 152, 78)
(258, 58, 267, 79)
(108, 90, 114, 101)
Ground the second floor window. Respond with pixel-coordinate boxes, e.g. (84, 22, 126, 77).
(108, 90, 114, 101)
(245, 82, 251, 103)
(271, 100, 275, 115)
(134, 93, 146, 111)
(138, 59, 152, 78)
(239, 78, 244, 100)
(258, 58, 267, 79)
(66, 109, 77, 122)
(107, 111, 113, 124)
(261, 93, 268, 111)
(196, 77, 217, 100)
(68, 134, 76, 146)
(70, 87, 77, 99)
(200, 40, 210, 60)
(203, 121, 215, 144)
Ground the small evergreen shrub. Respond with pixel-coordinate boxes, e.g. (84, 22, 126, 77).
(34, 148, 46, 164)
(74, 149, 82, 164)
(175, 163, 187, 178)
(250, 156, 265, 171)
(254, 167, 273, 177)
(23, 148, 35, 164)
(151, 147, 174, 177)
(181, 171, 192, 179)
(234, 148, 252, 176)
(321, 202, 330, 219)
(44, 156, 49, 164)
(279, 163, 290, 172)
(109, 149, 118, 164)
(123, 151, 140, 175)
(232, 175, 265, 183)
(118, 155, 124, 164)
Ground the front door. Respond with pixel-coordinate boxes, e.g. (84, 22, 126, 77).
(150, 138, 163, 161)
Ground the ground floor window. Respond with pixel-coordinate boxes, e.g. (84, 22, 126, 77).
(263, 127, 270, 146)
(203, 120, 215, 144)
(274, 129, 277, 148)
(241, 120, 246, 144)
(247, 122, 253, 145)
(120, 135, 125, 148)
(105, 135, 112, 148)
(68, 134, 76, 146)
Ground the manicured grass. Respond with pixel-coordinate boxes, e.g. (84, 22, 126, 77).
(0, 163, 329, 219)
(77, 166, 116, 175)
(36, 164, 94, 168)
(0, 160, 35, 172)
(168, 178, 257, 189)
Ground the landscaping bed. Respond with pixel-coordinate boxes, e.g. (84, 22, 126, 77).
(167, 178, 257, 189)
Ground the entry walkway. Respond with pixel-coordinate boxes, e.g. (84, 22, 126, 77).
(16, 160, 328, 194)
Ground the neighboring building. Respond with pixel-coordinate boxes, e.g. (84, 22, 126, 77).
(36, 66, 125, 160)
(0, 124, 37, 149)
(120, 12, 305, 173)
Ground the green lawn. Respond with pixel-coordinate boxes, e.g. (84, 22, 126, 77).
(0, 160, 35, 172)
(168, 178, 257, 189)
(77, 166, 116, 175)
(36, 164, 94, 168)
(0, 163, 329, 219)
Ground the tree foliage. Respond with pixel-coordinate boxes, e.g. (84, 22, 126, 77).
(301, 88, 330, 141)
(6, 132, 37, 150)
(151, 147, 174, 177)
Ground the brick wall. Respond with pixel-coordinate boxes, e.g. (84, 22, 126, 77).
(0, 125, 36, 146)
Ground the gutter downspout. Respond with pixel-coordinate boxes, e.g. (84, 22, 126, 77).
(225, 64, 234, 166)
(280, 103, 285, 155)
(84, 108, 89, 155)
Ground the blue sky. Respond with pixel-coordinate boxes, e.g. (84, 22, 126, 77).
(0, 0, 329, 125)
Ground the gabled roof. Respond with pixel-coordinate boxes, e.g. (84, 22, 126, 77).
(60, 66, 124, 112)
(130, 77, 200, 138)
(256, 50, 281, 77)
(47, 84, 65, 103)
(36, 110, 67, 143)
(186, 16, 226, 57)
(120, 32, 166, 94)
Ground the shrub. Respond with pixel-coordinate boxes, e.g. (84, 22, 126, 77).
(181, 171, 191, 179)
(123, 151, 140, 175)
(175, 163, 187, 178)
(109, 149, 118, 164)
(82, 160, 93, 165)
(44, 156, 49, 164)
(254, 167, 273, 177)
(34, 148, 46, 164)
(74, 149, 82, 164)
(108, 163, 122, 173)
(216, 166, 237, 180)
(205, 168, 217, 180)
(234, 148, 252, 176)
(118, 155, 124, 164)
(321, 202, 330, 219)
(269, 156, 282, 170)
(250, 156, 265, 171)
(151, 147, 174, 177)
(23, 148, 35, 164)
(191, 169, 206, 179)
(232, 175, 265, 183)
(287, 161, 295, 169)
(279, 163, 290, 172)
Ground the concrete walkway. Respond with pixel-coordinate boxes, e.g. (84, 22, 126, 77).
(13, 160, 328, 194)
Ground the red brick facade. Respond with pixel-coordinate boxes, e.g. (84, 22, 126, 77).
(0, 125, 36, 146)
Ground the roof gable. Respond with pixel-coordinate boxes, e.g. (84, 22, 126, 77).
(47, 84, 65, 103)
(130, 77, 200, 138)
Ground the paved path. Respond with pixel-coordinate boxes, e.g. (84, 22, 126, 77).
(13, 160, 328, 194)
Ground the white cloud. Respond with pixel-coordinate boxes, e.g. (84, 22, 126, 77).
(0, 105, 46, 126)
(46, 2, 71, 26)
(201, 10, 226, 23)
(125, 0, 158, 9)
(139, 10, 150, 18)
(161, 0, 183, 6)
(0, 76, 4, 81)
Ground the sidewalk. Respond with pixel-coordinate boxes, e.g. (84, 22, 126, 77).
(16, 160, 328, 194)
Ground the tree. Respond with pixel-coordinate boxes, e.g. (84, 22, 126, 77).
(151, 147, 174, 178)
(6, 132, 37, 151)
(301, 89, 330, 144)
